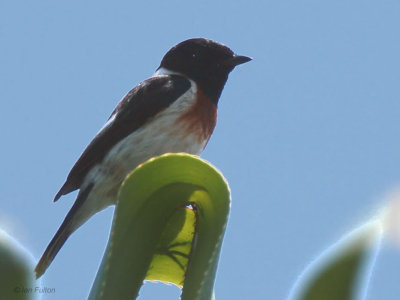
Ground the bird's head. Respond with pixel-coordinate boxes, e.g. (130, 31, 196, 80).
(157, 38, 251, 103)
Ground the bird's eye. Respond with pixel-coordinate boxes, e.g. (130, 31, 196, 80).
(192, 53, 196, 58)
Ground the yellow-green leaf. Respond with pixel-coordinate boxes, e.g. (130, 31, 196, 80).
(88, 153, 230, 300)
(0, 229, 37, 300)
(290, 221, 383, 300)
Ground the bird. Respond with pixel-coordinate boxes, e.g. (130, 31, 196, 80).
(35, 38, 251, 278)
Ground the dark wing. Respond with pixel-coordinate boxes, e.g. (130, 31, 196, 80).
(54, 75, 191, 201)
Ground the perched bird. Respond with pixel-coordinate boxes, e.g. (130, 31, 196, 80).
(35, 38, 251, 278)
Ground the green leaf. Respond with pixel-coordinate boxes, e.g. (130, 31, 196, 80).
(289, 221, 383, 300)
(146, 206, 196, 286)
(88, 153, 230, 300)
(0, 229, 37, 300)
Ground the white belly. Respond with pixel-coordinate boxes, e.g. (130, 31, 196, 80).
(70, 79, 206, 230)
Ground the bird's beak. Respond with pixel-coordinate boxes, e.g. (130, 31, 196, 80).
(223, 55, 252, 67)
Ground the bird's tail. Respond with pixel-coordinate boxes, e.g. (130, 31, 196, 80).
(35, 220, 72, 278)
(35, 183, 94, 279)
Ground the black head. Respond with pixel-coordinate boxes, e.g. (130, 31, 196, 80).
(157, 38, 251, 104)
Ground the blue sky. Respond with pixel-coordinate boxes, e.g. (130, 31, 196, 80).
(1, 1, 400, 299)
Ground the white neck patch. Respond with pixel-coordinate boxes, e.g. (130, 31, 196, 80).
(153, 67, 183, 77)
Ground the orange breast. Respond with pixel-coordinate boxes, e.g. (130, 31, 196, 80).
(176, 87, 217, 144)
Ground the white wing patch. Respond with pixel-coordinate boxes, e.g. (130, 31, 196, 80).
(97, 112, 117, 134)
(153, 67, 182, 77)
